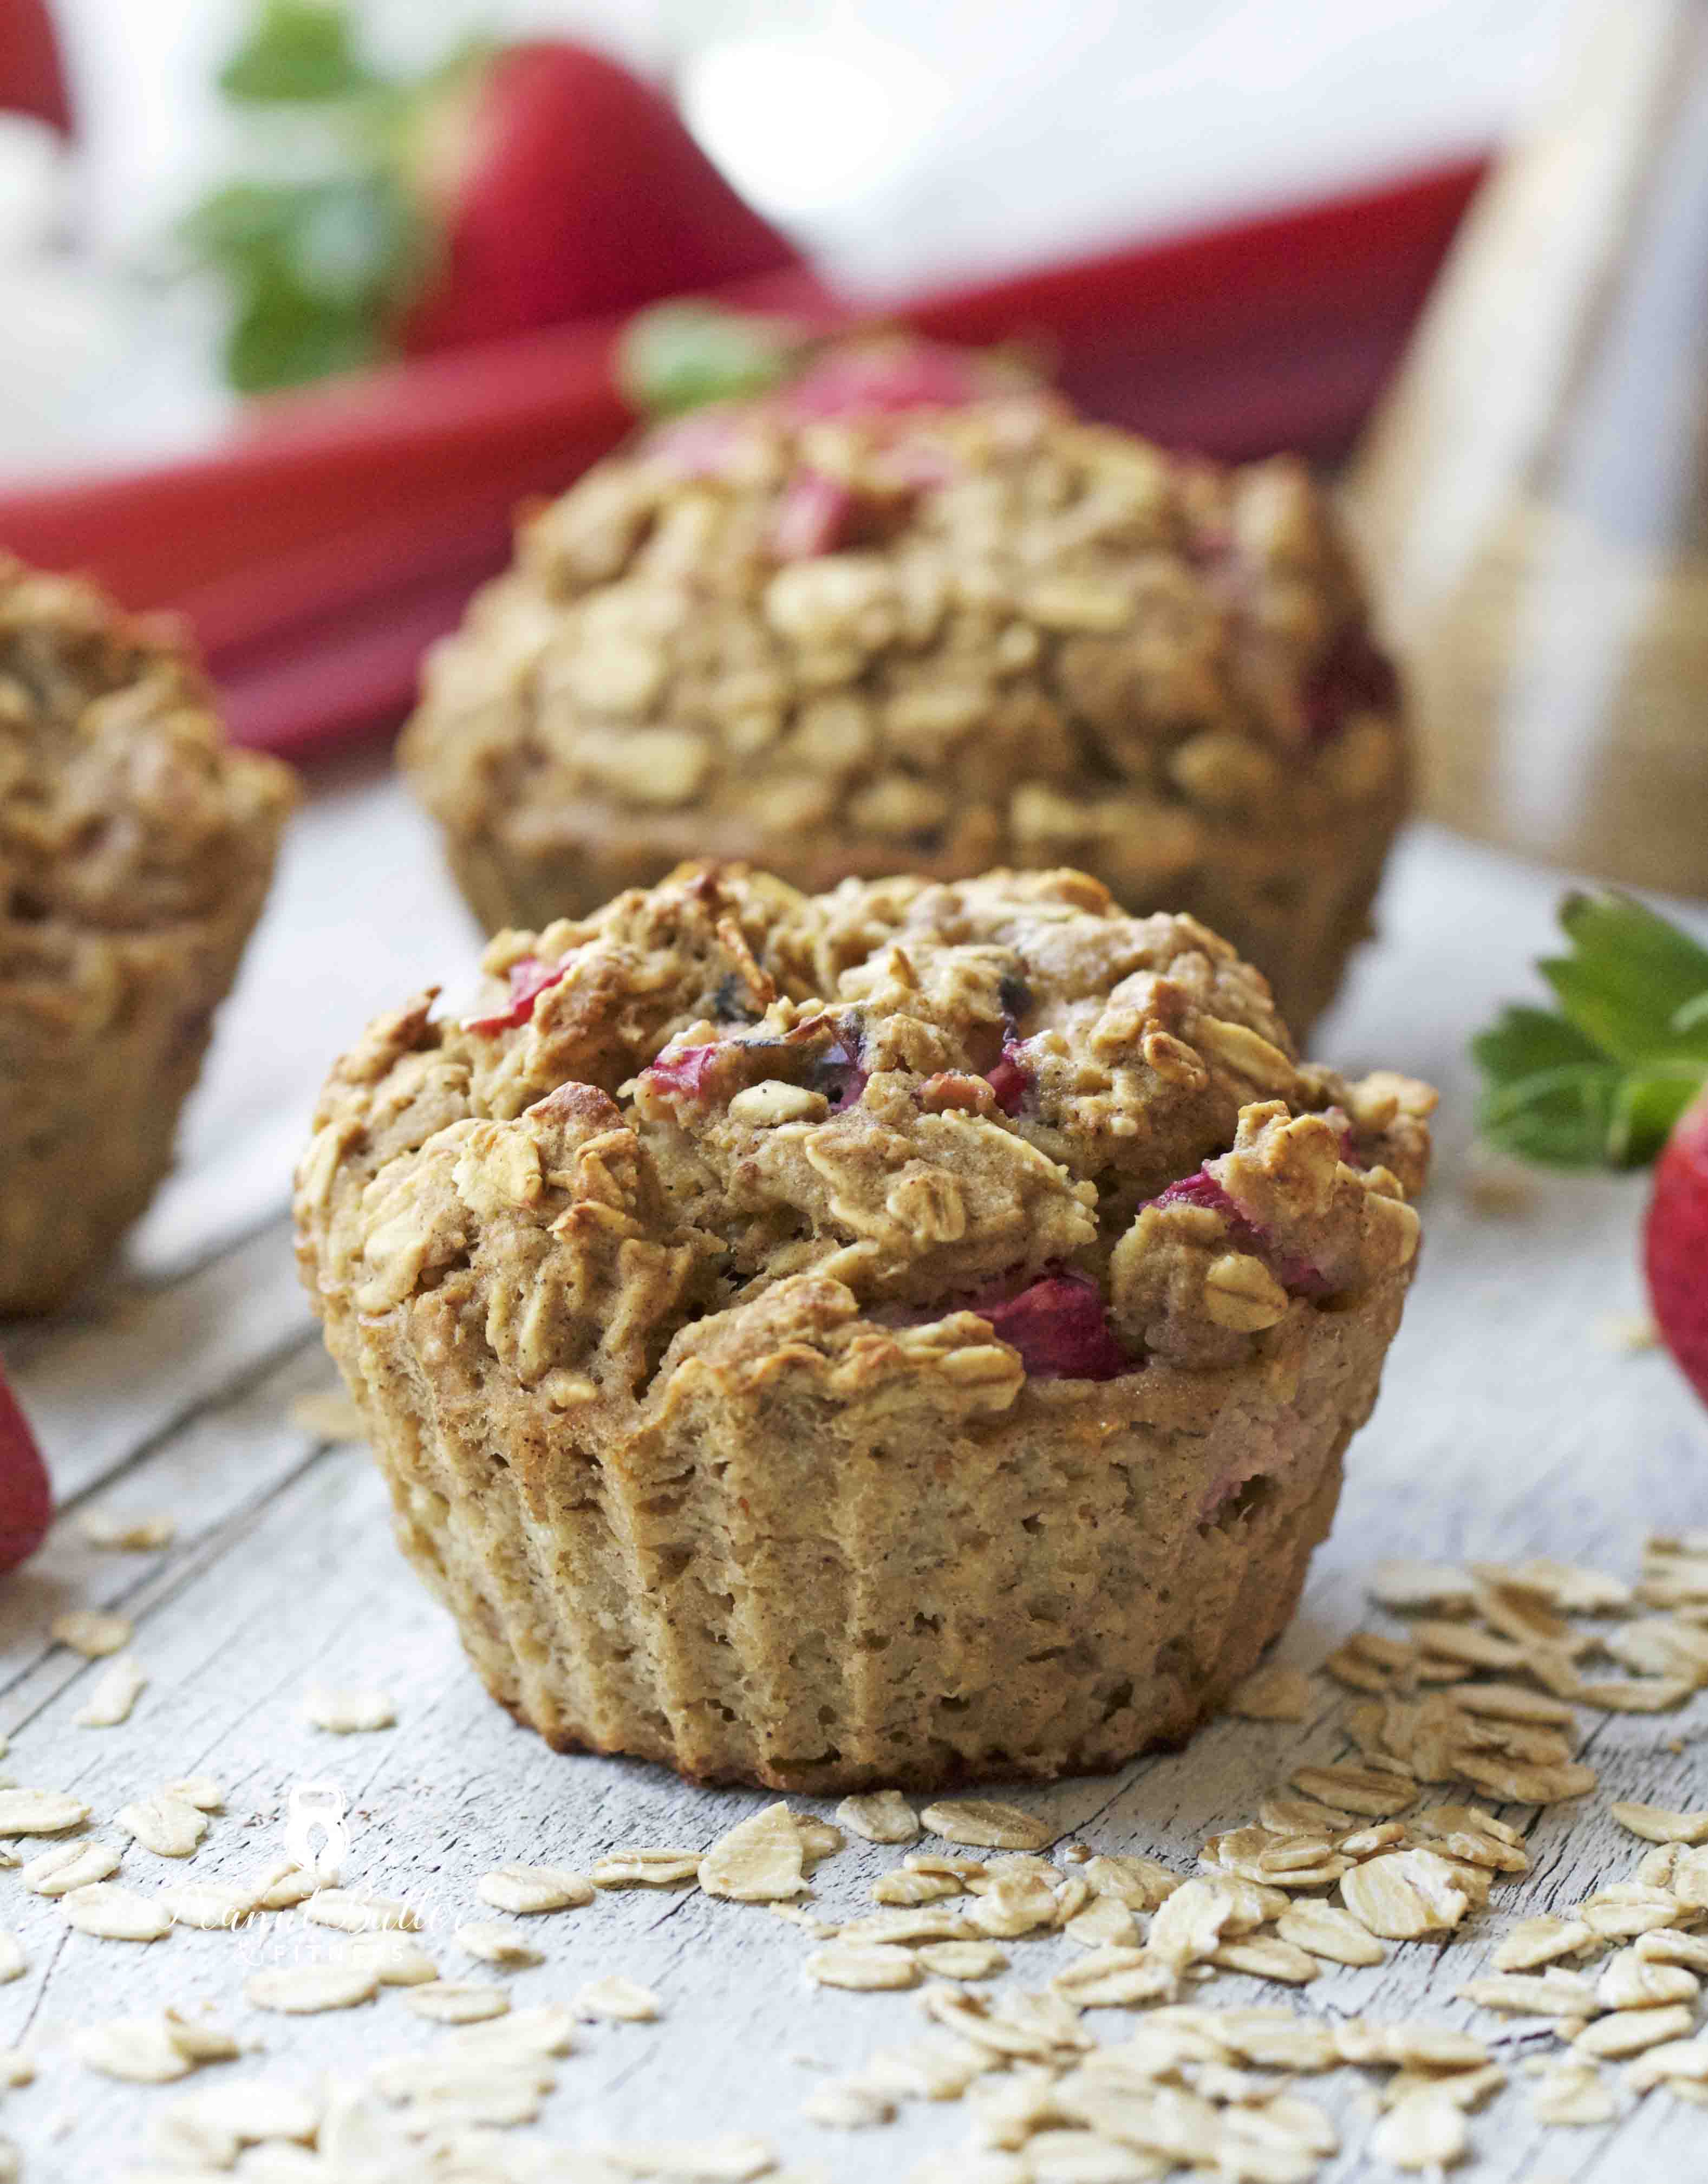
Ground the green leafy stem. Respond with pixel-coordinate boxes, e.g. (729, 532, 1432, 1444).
(1473, 891, 1708, 1169)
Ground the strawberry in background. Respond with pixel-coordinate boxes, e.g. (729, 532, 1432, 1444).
(1475, 892, 1708, 1409)
(0, 1364, 53, 1574)
(181, 1, 799, 392)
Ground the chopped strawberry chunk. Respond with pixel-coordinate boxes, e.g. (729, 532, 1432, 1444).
(466, 955, 568, 1035)
(1301, 619, 1399, 749)
(985, 1041, 1030, 1117)
(770, 468, 853, 560)
(639, 1043, 727, 1099)
(0, 1366, 52, 1575)
(967, 1269, 1132, 1381)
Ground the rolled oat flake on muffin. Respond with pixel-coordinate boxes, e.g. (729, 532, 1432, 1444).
(0, 559, 296, 1313)
(401, 336, 1407, 1037)
(294, 861, 1432, 1790)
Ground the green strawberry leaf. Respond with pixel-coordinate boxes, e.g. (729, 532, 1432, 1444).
(1541, 890, 1708, 1067)
(181, 172, 427, 393)
(617, 301, 803, 416)
(219, 1, 377, 103)
(1473, 891, 1708, 1170)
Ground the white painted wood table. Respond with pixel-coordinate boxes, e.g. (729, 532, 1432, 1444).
(2, 766, 1704, 2183)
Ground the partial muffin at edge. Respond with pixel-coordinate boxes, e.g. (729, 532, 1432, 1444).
(294, 862, 1433, 1790)
(0, 559, 297, 1312)
(401, 345, 1407, 1035)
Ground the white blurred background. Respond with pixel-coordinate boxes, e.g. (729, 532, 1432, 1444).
(6, 0, 1579, 478)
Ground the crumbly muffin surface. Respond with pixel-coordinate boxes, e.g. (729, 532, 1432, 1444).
(401, 360, 1405, 1031)
(301, 863, 1430, 1402)
(0, 560, 292, 937)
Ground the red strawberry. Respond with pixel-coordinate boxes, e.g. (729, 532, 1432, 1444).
(399, 42, 797, 356)
(1645, 1086, 1708, 1405)
(0, 1364, 53, 1573)
(1475, 890, 1708, 1407)
(184, 6, 798, 392)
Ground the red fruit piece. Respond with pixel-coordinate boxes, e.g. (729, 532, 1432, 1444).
(1646, 1086, 1708, 1406)
(465, 955, 567, 1035)
(638, 1042, 728, 1101)
(770, 469, 852, 562)
(966, 1269, 1132, 1382)
(779, 339, 990, 422)
(0, 1365, 53, 1574)
(985, 1042, 1030, 1117)
(401, 41, 798, 356)
(1300, 618, 1400, 750)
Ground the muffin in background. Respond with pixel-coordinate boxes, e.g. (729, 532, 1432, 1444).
(402, 340, 1406, 1036)
(295, 860, 1431, 1792)
(0, 561, 297, 1313)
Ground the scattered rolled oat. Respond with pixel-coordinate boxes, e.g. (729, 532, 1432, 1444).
(1228, 1662, 1314, 1722)
(1458, 1970, 1600, 2017)
(836, 1791, 920, 1844)
(916, 1941, 1007, 1982)
(244, 1963, 379, 2014)
(1062, 1896, 1137, 1952)
(1492, 1915, 1594, 1972)
(1625, 2036, 1708, 2091)
(301, 1889, 421, 1934)
(1612, 1800, 1708, 1845)
(477, 1862, 594, 1914)
(805, 1944, 921, 1992)
(301, 1684, 395, 1733)
(592, 1849, 701, 1888)
(79, 1511, 175, 1553)
(62, 1883, 171, 1942)
(1277, 1902, 1386, 1968)
(161, 1775, 224, 1812)
(1596, 1947, 1698, 2011)
(115, 1792, 207, 1859)
(50, 1610, 132, 1658)
(455, 1920, 543, 1967)
(872, 1869, 961, 1908)
(247, 1860, 316, 1910)
(921, 1801, 1052, 1853)
(575, 1974, 660, 2021)
(795, 1818, 844, 1866)
(595, 2135, 777, 2180)
(22, 1840, 120, 1896)
(404, 1981, 511, 2025)
(74, 1653, 147, 1728)
(700, 1802, 807, 1902)
(1368, 2089, 1469, 2170)
(180, 2078, 322, 2144)
(0, 1789, 89, 1836)
(801, 2078, 895, 2129)
(340, 1932, 438, 1986)
(71, 2017, 192, 2084)
(1289, 1765, 1417, 1819)
(1050, 1948, 1174, 2010)
(0, 1936, 22, 1986)
(161, 2007, 239, 2065)
(1530, 2063, 1619, 2125)
(1575, 2003, 1695, 2059)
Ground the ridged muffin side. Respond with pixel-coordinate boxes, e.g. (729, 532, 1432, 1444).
(295, 864, 1431, 1789)
(0, 562, 297, 1312)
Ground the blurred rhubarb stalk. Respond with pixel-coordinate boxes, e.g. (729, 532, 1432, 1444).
(1347, 0, 1708, 898)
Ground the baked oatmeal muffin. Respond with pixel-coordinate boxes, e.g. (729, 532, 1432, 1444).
(1, 560, 296, 1313)
(297, 862, 1431, 1791)
(401, 339, 1406, 1036)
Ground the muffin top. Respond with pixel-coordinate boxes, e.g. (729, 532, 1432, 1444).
(0, 559, 296, 939)
(402, 339, 1401, 881)
(298, 864, 1431, 1411)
